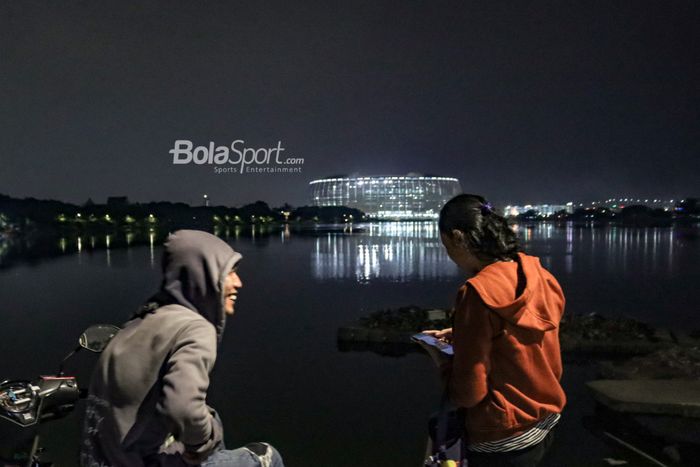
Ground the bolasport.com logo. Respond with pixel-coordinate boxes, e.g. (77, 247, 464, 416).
(170, 139, 304, 175)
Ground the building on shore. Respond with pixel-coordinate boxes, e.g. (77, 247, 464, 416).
(309, 174, 462, 220)
(503, 203, 573, 218)
(503, 198, 682, 218)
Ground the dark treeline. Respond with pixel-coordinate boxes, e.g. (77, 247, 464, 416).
(515, 198, 699, 227)
(0, 194, 365, 234)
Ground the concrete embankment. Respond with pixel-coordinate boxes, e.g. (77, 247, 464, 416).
(587, 379, 700, 418)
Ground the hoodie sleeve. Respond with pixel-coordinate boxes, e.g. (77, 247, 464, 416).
(448, 286, 496, 408)
(158, 319, 223, 458)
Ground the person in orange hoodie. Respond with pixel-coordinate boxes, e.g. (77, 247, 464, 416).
(424, 194, 566, 467)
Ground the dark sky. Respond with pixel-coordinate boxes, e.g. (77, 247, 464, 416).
(2, 1, 698, 207)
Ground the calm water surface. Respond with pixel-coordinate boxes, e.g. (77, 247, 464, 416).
(0, 222, 698, 466)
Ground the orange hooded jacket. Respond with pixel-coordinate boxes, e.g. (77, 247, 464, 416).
(445, 252, 566, 443)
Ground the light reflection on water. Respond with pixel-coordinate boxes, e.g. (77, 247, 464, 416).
(5, 222, 696, 287)
(511, 222, 687, 278)
(312, 222, 694, 284)
(312, 222, 460, 282)
(149, 231, 156, 267)
(34, 222, 699, 285)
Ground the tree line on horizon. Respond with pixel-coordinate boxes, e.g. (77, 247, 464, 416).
(0, 194, 365, 233)
(1, 194, 698, 235)
(516, 198, 699, 226)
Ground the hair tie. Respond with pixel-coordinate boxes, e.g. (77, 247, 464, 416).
(480, 202, 493, 215)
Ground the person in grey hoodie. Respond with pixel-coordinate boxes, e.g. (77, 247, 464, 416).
(80, 230, 284, 467)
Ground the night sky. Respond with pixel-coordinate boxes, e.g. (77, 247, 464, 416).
(2, 1, 698, 207)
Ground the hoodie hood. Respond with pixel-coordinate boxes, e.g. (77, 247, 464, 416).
(466, 253, 564, 331)
(156, 230, 241, 339)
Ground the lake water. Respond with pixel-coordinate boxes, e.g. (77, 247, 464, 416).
(0, 222, 698, 466)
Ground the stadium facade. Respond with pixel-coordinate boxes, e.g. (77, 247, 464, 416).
(309, 175, 462, 219)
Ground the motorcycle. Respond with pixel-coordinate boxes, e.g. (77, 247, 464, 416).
(0, 324, 120, 467)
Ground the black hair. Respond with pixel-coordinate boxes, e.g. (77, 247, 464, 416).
(438, 194, 520, 261)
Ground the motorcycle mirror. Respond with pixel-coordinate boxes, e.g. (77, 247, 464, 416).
(78, 324, 120, 353)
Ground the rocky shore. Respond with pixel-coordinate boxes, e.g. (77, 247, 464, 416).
(338, 307, 700, 358)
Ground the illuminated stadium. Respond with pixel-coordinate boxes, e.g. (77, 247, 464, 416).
(309, 175, 462, 219)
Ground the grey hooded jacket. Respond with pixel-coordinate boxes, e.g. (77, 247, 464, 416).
(81, 230, 242, 467)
